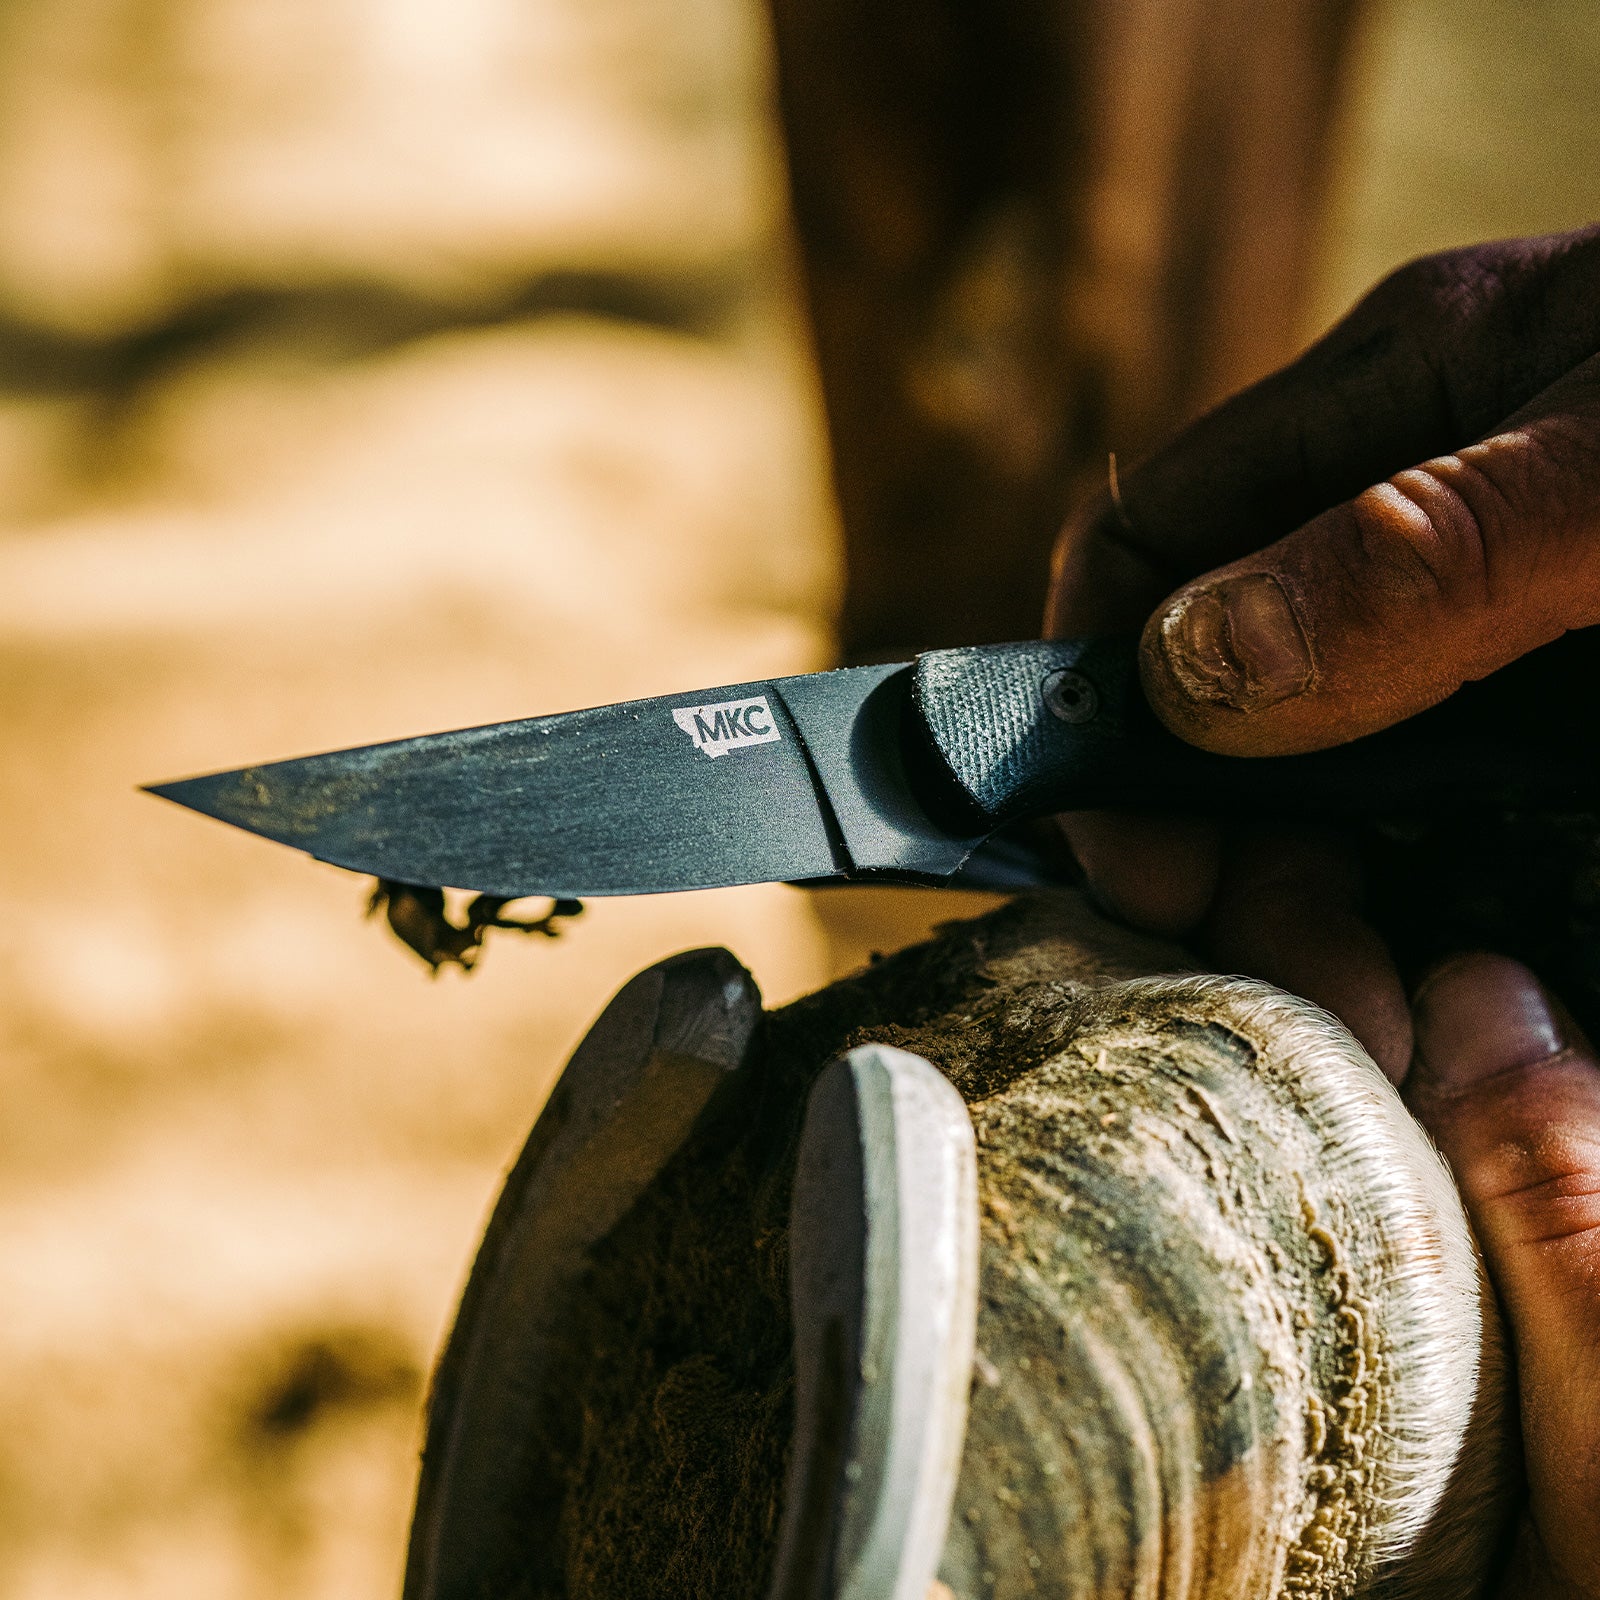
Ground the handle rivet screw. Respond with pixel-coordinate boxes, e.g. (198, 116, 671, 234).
(1043, 669, 1099, 724)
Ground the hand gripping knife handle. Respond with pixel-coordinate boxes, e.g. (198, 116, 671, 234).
(910, 626, 1600, 829)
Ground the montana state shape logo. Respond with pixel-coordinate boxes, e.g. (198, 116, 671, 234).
(672, 696, 782, 758)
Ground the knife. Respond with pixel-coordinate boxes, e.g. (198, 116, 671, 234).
(146, 630, 1600, 901)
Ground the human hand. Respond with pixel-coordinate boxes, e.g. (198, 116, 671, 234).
(1407, 954, 1600, 1599)
(1046, 225, 1600, 1081)
(1046, 227, 1600, 1592)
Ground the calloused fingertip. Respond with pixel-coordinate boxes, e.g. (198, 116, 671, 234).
(1137, 573, 1327, 758)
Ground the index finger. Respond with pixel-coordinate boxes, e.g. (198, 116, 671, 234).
(1048, 226, 1600, 636)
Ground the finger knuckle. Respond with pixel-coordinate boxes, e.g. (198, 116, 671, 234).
(1361, 253, 1454, 322)
(1465, 1084, 1600, 1250)
(1450, 421, 1600, 627)
(1356, 243, 1514, 337)
(1339, 239, 1595, 437)
(1344, 467, 1494, 616)
(1482, 1156, 1600, 1251)
(1506, 403, 1600, 502)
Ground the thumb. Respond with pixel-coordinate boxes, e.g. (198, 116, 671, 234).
(1139, 353, 1600, 756)
(1407, 955, 1600, 1600)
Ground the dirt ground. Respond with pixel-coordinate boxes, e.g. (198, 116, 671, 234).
(0, 0, 1595, 1596)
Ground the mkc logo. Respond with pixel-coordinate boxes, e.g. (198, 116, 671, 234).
(672, 695, 781, 759)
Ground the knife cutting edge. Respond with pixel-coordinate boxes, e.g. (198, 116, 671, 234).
(146, 630, 1600, 904)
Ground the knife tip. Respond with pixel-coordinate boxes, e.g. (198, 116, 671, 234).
(140, 772, 235, 820)
(142, 776, 196, 803)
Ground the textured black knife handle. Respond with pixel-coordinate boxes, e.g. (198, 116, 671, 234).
(911, 629, 1600, 828)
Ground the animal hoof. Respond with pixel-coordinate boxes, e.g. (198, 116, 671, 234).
(403, 945, 762, 1600)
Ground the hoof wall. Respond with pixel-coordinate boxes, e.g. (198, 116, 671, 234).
(768, 1044, 979, 1600)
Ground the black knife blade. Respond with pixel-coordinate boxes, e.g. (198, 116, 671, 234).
(146, 631, 1600, 899)
(146, 661, 986, 897)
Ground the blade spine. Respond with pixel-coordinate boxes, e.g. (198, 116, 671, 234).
(148, 672, 835, 790)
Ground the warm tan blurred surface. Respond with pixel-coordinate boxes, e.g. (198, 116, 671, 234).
(1310, 0, 1600, 338)
(0, 2, 849, 1594)
(1, 0, 1598, 1595)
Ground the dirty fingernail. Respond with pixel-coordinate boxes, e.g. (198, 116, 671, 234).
(1413, 954, 1566, 1091)
(1157, 573, 1313, 710)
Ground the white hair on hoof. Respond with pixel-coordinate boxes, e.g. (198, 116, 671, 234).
(941, 970, 1510, 1600)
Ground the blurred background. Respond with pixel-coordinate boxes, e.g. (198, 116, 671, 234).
(0, 0, 1596, 1594)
